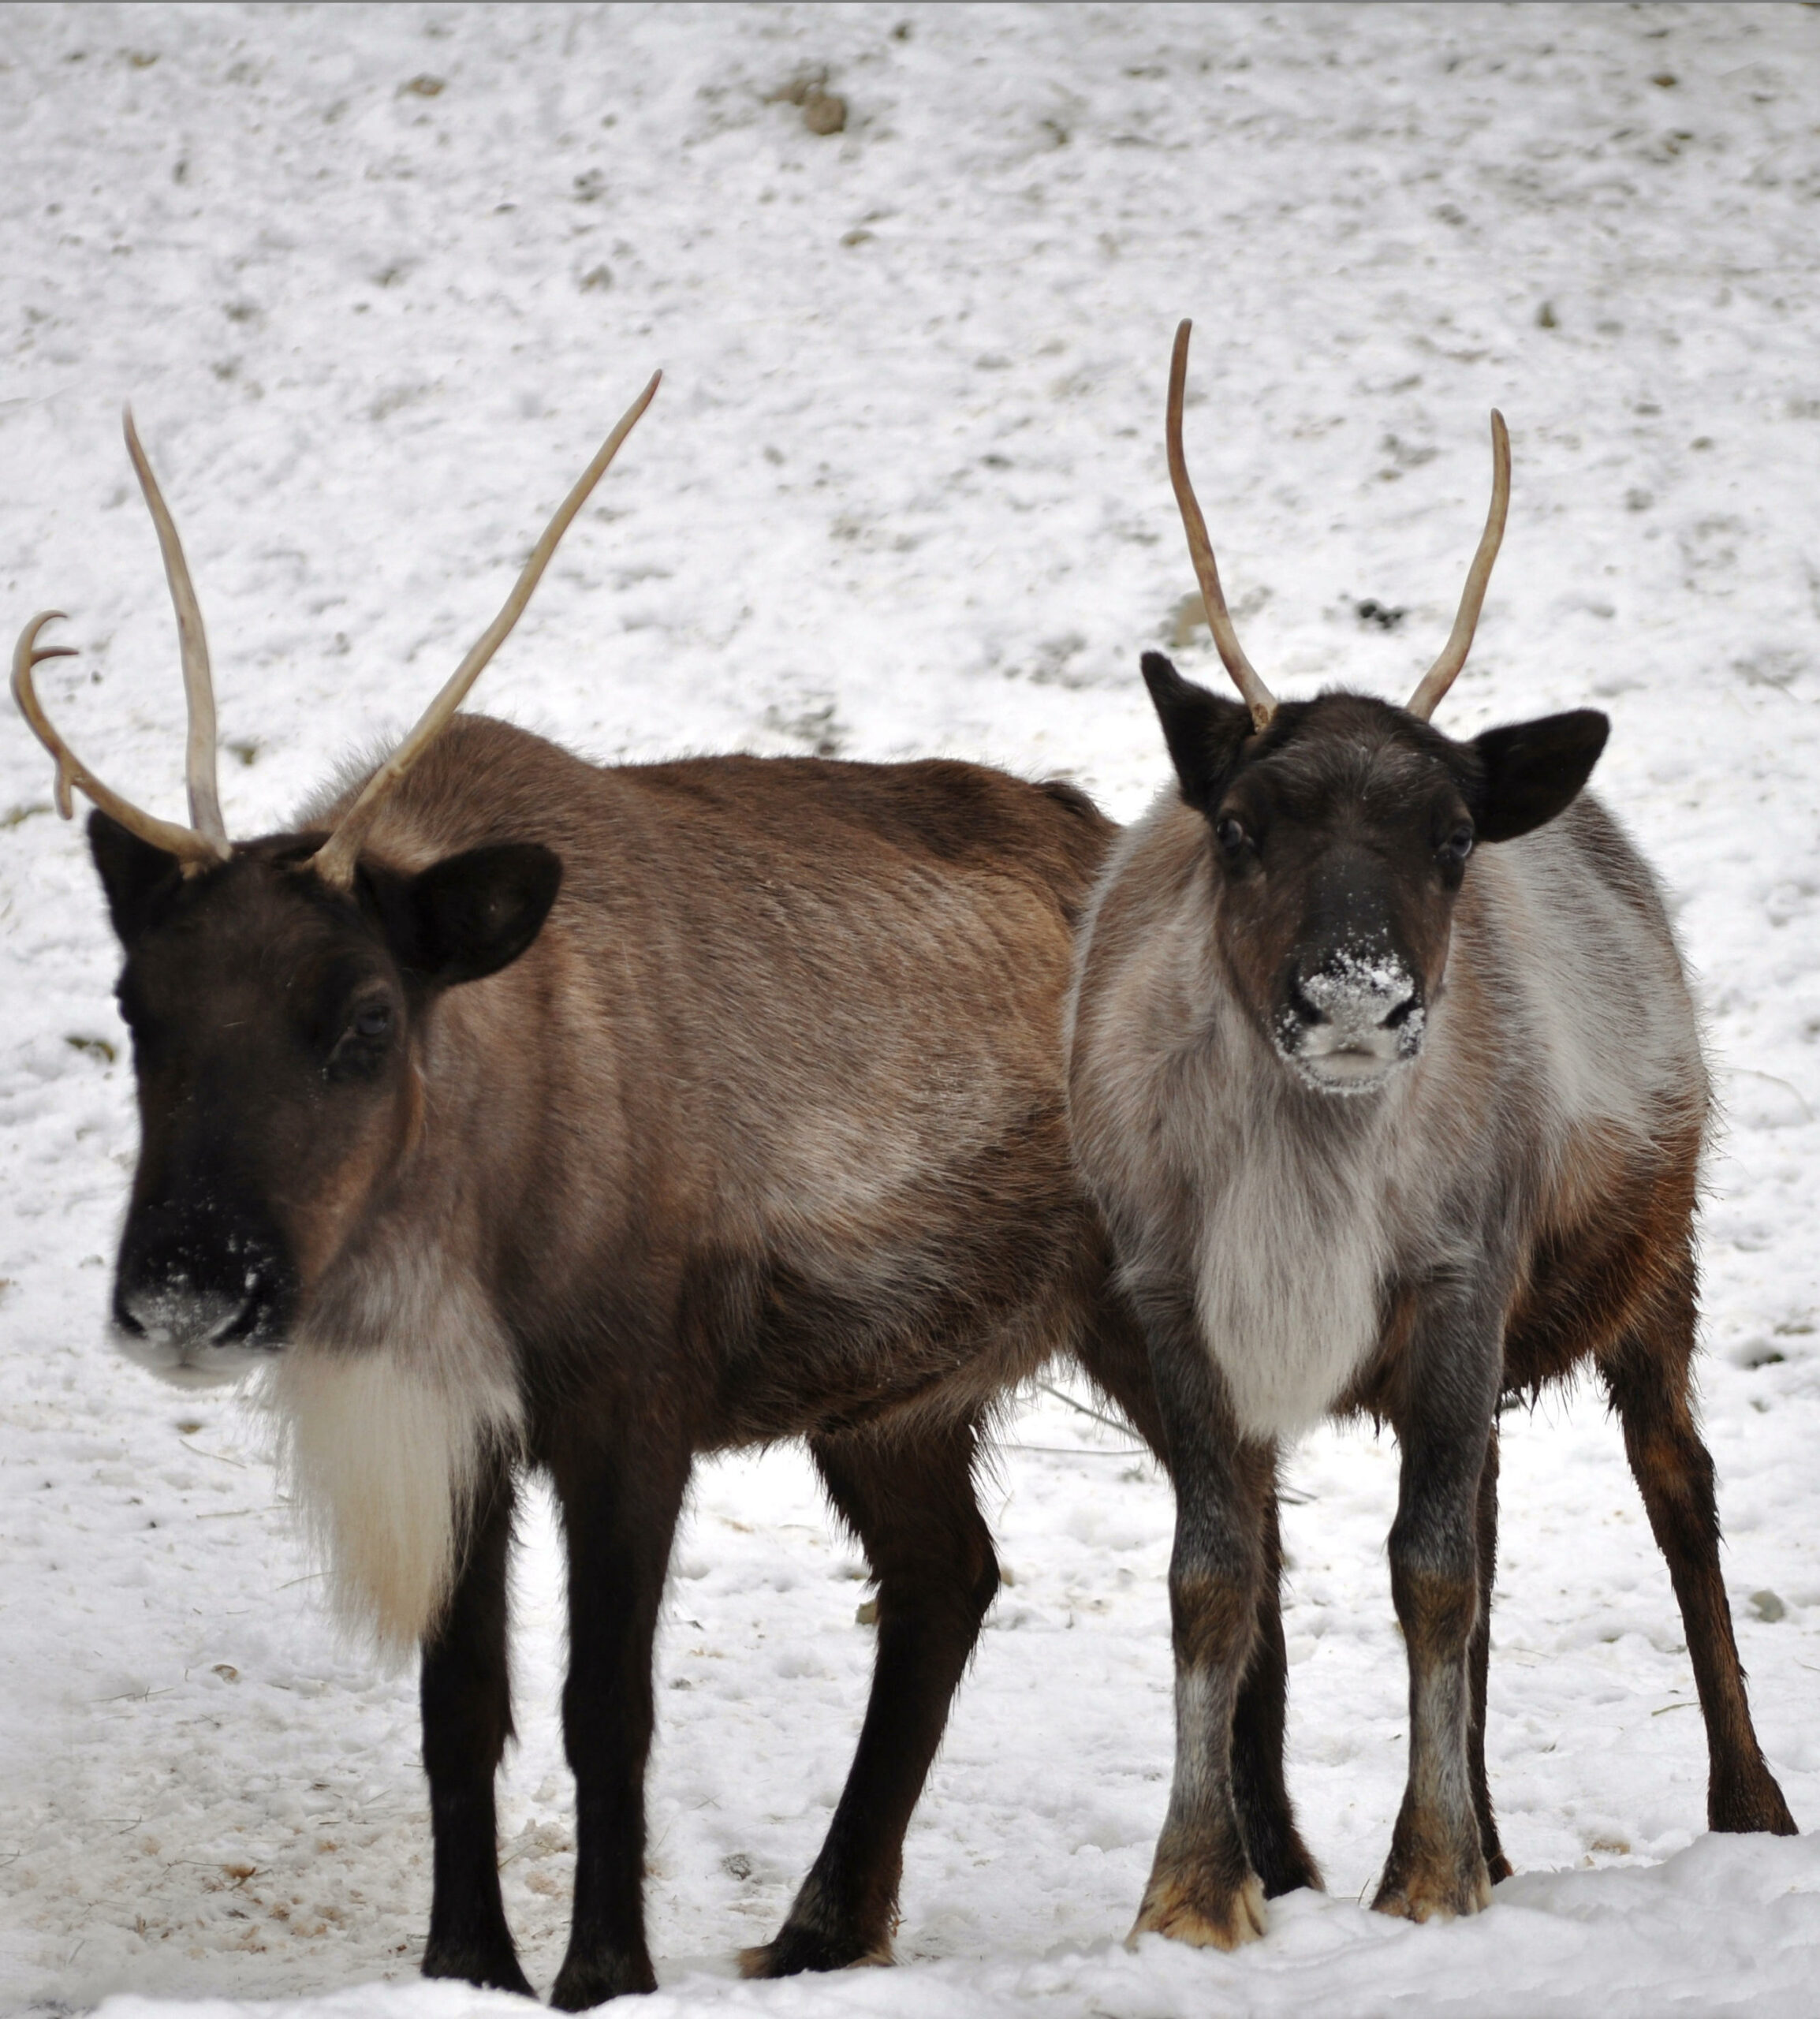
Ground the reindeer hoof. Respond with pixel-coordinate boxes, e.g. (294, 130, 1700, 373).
(1128, 1870, 1266, 1951)
(739, 1928, 893, 1979)
(1710, 1774, 1798, 1838)
(1372, 1855, 1492, 1924)
(549, 1946, 658, 2009)
(421, 1931, 535, 1998)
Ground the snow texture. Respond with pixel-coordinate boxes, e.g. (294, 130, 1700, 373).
(3, 3, 1820, 2013)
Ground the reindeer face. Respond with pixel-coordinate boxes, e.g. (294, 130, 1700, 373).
(1208, 701, 1471, 1092)
(5, 380, 651, 1383)
(1139, 664, 1609, 1099)
(92, 820, 559, 1386)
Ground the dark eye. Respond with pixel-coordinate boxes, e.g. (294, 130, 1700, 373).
(326, 999, 394, 1079)
(1214, 815, 1248, 858)
(1439, 823, 1474, 864)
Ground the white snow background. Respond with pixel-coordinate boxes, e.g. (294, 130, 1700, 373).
(2, 4, 1818, 2014)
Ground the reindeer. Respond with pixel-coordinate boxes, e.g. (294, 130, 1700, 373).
(13, 375, 1173, 2005)
(1065, 323, 1796, 1950)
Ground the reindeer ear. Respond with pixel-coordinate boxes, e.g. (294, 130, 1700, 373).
(1140, 651, 1252, 815)
(1469, 710, 1609, 843)
(379, 843, 563, 987)
(89, 811, 184, 946)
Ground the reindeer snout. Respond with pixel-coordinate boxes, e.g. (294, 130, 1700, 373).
(112, 1204, 294, 1385)
(1296, 954, 1420, 1032)
(115, 1278, 270, 1350)
(1277, 950, 1424, 1091)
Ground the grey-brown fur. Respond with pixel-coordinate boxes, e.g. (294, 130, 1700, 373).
(1068, 668, 1794, 1950)
(95, 711, 1188, 2004)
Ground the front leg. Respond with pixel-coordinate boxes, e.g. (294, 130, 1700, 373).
(1130, 1285, 1275, 1951)
(420, 1458, 533, 1995)
(549, 1427, 692, 2010)
(1374, 1286, 1502, 1925)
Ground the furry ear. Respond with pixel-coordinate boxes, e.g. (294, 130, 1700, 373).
(1469, 710, 1609, 843)
(377, 843, 563, 987)
(89, 811, 184, 946)
(1140, 651, 1253, 815)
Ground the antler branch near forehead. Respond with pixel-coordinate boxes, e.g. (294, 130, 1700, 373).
(10, 415, 235, 871)
(12, 611, 233, 867)
(122, 409, 226, 844)
(310, 369, 662, 892)
(1404, 410, 1511, 722)
(1166, 320, 1277, 734)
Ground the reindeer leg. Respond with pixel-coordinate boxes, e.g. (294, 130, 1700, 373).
(1126, 1286, 1272, 1951)
(1074, 1290, 1319, 1898)
(1374, 1292, 1501, 1925)
(744, 1416, 999, 1979)
(1601, 1274, 1796, 1837)
(549, 1429, 692, 2010)
(1468, 1420, 1512, 1883)
(1231, 1486, 1323, 1897)
(420, 1457, 531, 1995)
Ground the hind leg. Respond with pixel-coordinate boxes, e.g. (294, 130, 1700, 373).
(1076, 1302, 1320, 1898)
(742, 1415, 1000, 1978)
(1468, 1423, 1511, 1883)
(1601, 1270, 1796, 1836)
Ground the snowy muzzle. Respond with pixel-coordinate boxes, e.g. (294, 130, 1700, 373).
(1274, 947, 1424, 1094)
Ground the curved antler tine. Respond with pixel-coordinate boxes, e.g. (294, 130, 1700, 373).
(1166, 320, 1275, 734)
(1405, 410, 1511, 723)
(311, 368, 662, 891)
(11, 611, 230, 864)
(122, 408, 226, 842)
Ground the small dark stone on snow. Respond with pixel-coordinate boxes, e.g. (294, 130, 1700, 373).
(803, 88, 847, 136)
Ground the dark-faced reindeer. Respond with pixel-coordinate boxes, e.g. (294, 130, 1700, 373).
(1067, 322, 1796, 1948)
(14, 378, 1169, 2004)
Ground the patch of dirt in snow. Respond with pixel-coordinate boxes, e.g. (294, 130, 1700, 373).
(3, 4, 1820, 2015)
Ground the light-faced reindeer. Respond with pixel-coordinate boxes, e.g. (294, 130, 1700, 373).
(1066, 323, 1796, 1949)
(13, 377, 1178, 2005)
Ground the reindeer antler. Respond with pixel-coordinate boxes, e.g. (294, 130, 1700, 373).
(1166, 320, 1276, 734)
(12, 610, 232, 868)
(11, 413, 236, 873)
(15, 371, 662, 883)
(122, 409, 226, 844)
(1404, 410, 1510, 722)
(309, 369, 662, 891)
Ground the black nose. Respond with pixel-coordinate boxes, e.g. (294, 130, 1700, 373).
(114, 1278, 272, 1349)
(1285, 974, 1326, 1030)
(114, 1203, 295, 1350)
(1288, 953, 1421, 1034)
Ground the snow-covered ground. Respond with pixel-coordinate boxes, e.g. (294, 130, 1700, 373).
(3, 3, 1819, 2013)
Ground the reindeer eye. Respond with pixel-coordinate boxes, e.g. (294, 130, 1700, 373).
(326, 1000, 394, 1081)
(1440, 823, 1474, 864)
(1214, 816, 1248, 858)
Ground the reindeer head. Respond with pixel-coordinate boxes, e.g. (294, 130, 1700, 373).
(13, 376, 658, 1382)
(1146, 323, 1606, 1095)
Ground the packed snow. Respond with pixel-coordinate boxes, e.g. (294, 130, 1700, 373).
(3, 4, 1819, 2014)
